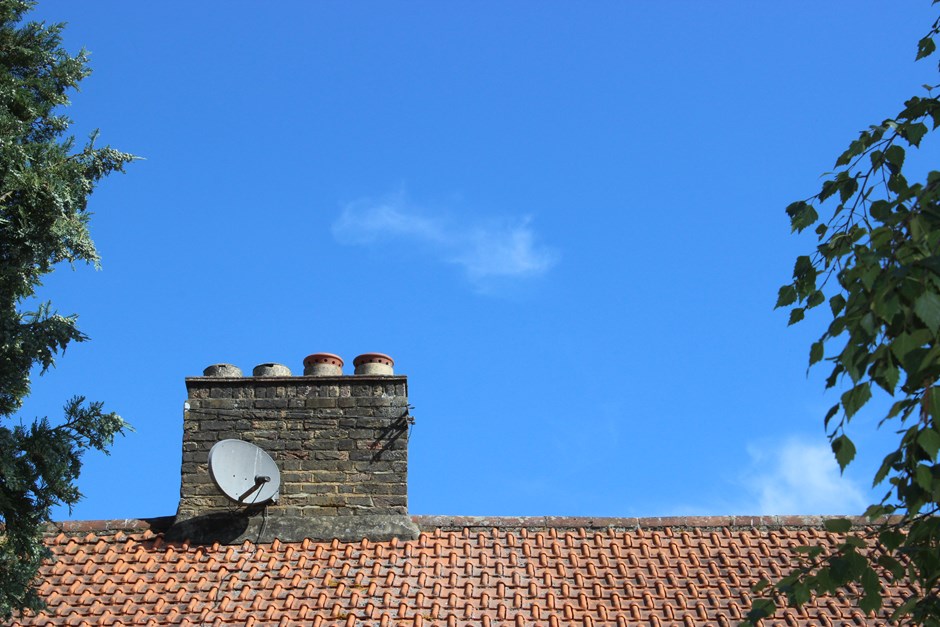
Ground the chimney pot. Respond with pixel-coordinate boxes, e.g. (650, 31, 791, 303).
(252, 363, 291, 377)
(203, 363, 242, 377)
(303, 353, 344, 376)
(353, 353, 394, 376)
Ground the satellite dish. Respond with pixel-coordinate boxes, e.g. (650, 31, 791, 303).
(208, 439, 281, 505)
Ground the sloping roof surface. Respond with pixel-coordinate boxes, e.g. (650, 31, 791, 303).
(11, 516, 909, 626)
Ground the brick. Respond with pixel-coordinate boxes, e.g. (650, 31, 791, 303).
(188, 386, 210, 399)
(250, 420, 281, 430)
(254, 399, 288, 409)
(311, 471, 346, 483)
(356, 418, 394, 429)
(207, 399, 236, 410)
(371, 495, 406, 507)
(209, 387, 232, 399)
(313, 451, 344, 461)
(305, 398, 338, 409)
(361, 483, 407, 496)
(253, 439, 285, 451)
(300, 494, 348, 508)
(299, 505, 341, 515)
(351, 385, 371, 397)
(305, 460, 344, 472)
(303, 418, 340, 429)
(347, 429, 377, 440)
(302, 439, 339, 452)
(233, 386, 255, 399)
(279, 460, 304, 471)
(315, 409, 343, 417)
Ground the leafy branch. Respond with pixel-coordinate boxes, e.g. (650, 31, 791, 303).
(746, 11, 940, 626)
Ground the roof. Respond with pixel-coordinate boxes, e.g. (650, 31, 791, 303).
(9, 515, 910, 626)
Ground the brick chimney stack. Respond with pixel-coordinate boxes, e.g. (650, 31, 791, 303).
(168, 353, 419, 544)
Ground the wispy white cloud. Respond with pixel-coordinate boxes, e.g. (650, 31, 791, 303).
(744, 438, 866, 515)
(332, 198, 447, 245)
(331, 194, 557, 290)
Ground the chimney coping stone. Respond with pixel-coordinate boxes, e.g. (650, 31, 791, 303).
(187, 375, 407, 383)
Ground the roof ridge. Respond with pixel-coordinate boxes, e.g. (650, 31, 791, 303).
(41, 513, 884, 534)
(413, 515, 881, 529)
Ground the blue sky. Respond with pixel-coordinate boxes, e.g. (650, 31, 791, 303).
(18, 2, 940, 521)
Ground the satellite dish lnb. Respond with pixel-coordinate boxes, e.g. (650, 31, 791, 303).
(208, 439, 281, 505)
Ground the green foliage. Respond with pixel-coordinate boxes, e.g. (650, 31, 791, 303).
(745, 10, 940, 627)
(0, 0, 133, 618)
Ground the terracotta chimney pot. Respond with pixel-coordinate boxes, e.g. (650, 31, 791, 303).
(353, 353, 394, 376)
(303, 353, 344, 376)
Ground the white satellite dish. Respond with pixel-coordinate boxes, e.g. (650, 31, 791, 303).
(208, 439, 281, 505)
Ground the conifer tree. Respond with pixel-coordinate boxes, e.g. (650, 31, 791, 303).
(0, 0, 133, 617)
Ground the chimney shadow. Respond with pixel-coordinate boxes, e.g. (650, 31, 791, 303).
(165, 509, 259, 545)
(369, 412, 411, 461)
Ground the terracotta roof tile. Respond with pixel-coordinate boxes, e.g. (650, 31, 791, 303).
(7, 516, 914, 626)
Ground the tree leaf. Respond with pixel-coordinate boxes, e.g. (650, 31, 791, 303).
(823, 518, 852, 533)
(824, 403, 841, 430)
(914, 255, 940, 278)
(878, 528, 905, 551)
(744, 598, 776, 624)
(807, 290, 825, 309)
(829, 294, 846, 316)
(891, 598, 918, 622)
(876, 554, 905, 579)
(928, 387, 940, 421)
(917, 429, 940, 460)
(873, 361, 900, 394)
(832, 434, 857, 471)
(776, 285, 797, 308)
(915, 464, 933, 490)
(874, 451, 902, 486)
(789, 307, 805, 326)
(810, 341, 824, 366)
(860, 567, 883, 613)
(786, 201, 819, 233)
(841, 383, 872, 419)
(903, 121, 929, 146)
(839, 176, 859, 203)
(890, 330, 930, 366)
(917, 35, 937, 60)
(869, 199, 893, 221)
(885, 144, 906, 171)
(914, 291, 940, 333)
(793, 255, 814, 279)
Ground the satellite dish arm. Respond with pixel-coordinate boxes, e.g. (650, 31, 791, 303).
(238, 475, 272, 503)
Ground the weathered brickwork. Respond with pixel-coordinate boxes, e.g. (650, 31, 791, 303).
(170, 375, 419, 543)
